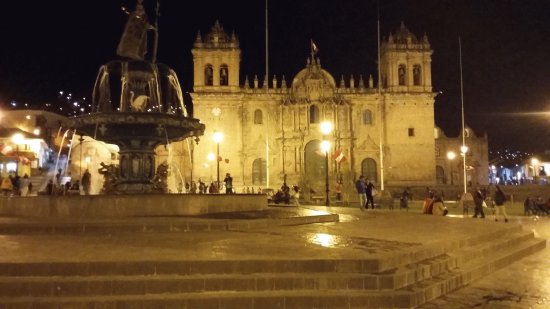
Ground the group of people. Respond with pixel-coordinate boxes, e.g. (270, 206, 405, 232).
(1, 173, 32, 197)
(45, 168, 91, 196)
(184, 173, 234, 194)
(422, 190, 448, 216)
(524, 196, 550, 216)
(355, 175, 376, 210)
(471, 185, 509, 222)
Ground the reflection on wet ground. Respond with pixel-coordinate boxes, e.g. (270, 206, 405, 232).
(305, 232, 421, 253)
(196, 207, 330, 219)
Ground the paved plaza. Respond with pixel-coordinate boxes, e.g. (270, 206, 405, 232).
(0, 205, 547, 308)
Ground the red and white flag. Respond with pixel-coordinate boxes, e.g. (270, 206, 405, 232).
(332, 150, 346, 163)
(311, 39, 319, 55)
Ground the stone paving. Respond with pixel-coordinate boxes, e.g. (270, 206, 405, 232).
(419, 215, 550, 308)
(0, 205, 547, 308)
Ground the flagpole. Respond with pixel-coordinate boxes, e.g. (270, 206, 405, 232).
(377, 1, 385, 191)
(459, 37, 467, 194)
(265, 0, 270, 189)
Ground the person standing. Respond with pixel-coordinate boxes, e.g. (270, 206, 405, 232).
(493, 185, 509, 222)
(19, 174, 30, 197)
(1, 176, 13, 196)
(472, 187, 486, 219)
(223, 173, 233, 194)
(355, 175, 367, 211)
(365, 180, 375, 209)
(81, 169, 91, 195)
(335, 181, 342, 201)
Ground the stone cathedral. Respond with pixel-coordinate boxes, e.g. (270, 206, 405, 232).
(186, 21, 448, 194)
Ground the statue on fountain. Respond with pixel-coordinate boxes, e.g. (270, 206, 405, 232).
(98, 162, 120, 194)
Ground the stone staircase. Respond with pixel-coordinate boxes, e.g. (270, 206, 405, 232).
(0, 224, 544, 308)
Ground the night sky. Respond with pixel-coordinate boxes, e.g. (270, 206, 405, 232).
(0, 0, 549, 153)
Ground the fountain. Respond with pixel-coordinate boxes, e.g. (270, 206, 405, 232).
(0, 1, 267, 217)
(68, 0, 204, 194)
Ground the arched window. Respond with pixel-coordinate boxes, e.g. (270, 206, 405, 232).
(436, 165, 445, 184)
(309, 105, 319, 124)
(204, 64, 213, 86)
(363, 109, 373, 125)
(398, 64, 406, 86)
(252, 158, 266, 185)
(254, 109, 263, 124)
(361, 158, 377, 183)
(413, 65, 422, 86)
(220, 64, 229, 86)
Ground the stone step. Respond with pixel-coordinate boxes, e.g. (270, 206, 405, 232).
(0, 214, 339, 235)
(0, 237, 544, 308)
(0, 231, 539, 299)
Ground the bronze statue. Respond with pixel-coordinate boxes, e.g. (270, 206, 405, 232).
(117, 0, 153, 60)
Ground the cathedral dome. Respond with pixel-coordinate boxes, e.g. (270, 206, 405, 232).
(291, 57, 336, 102)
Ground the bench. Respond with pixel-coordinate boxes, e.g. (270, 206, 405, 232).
(311, 195, 325, 204)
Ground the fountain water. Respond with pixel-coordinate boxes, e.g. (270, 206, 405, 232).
(68, 1, 204, 194)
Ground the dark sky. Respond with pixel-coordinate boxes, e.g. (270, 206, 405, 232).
(0, 0, 549, 153)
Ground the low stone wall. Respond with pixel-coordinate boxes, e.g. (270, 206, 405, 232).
(0, 194, 267, 218)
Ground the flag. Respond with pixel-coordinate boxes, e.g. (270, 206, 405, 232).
(0, 145, 12, 156)
(332, 149, 347, 163)
(311, 39, 319, 55)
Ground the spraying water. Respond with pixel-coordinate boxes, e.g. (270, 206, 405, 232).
(53, 129, 71, 182)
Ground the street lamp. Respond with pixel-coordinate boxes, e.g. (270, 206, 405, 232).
(320, 121, 333, 206)
(212, 131, 224, 193)
(446, 151, 456, 185)
(11, 133, 24, 175)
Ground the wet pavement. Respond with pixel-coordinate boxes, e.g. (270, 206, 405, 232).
(0, 205, 547, 308)
(419, 215, 550, 308)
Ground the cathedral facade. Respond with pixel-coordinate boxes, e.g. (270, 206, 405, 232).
(189, 21, 442, 194)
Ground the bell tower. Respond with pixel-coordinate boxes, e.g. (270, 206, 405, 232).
(192, 21, 241, 92)
(380, 22, 433, 93)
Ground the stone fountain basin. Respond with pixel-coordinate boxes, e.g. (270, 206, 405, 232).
(0, 194, 267, 217)
(68, 112, 204, 144)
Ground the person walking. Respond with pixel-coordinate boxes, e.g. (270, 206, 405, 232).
(365, 180, 375, 209)
(493, 185, 509, 222)
(355, 175, 367, 211)
(472, 186, 486, 219)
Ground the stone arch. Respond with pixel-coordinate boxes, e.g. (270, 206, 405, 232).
(436, 165, 445, 184)
(204, 64, 213, 86)
(363, 109, 373, 125)
(361, 158, 377, 183)
(220, 64, 229, 86)
(252, 158, 266, 185)
(413, 64, 422, 86)
(398, 64, 406, 86)
(254, 109, 263, 124)
(304, 140, 325, 183)
(309, 105, 319, 124)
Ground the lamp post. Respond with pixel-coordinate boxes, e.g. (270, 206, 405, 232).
(212, 131, 224, 193)
(207, 152, 215, 182)
(11, 133, 24, 175)
(447, 151, 456, 185)
(320, 121, 333, 207)
(460, 145, 469, 190)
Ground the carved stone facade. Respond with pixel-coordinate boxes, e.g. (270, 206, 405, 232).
(186, 21, 447, 193)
